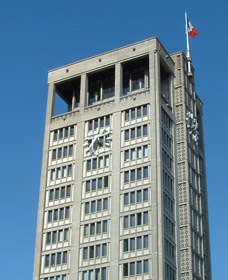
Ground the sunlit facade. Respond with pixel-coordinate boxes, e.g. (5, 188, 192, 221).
(33, 38, 211, 280)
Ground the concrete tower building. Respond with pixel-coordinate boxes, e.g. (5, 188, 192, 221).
(33, 38, 211, 280)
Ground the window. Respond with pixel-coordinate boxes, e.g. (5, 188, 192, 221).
(122, 235, 149, 252)
(82, 268, 107, 280)
(124, 166, 149, 183)
(122, 57, 149, 95)
(42, 275, 68, 280)
(124, 105, 148, 121)
(86, 156, 110, 171)
(124, 145, 149, 162)
(83, 244, 108, 260)
(44, 251, 68, 268)
(164, 215, 175, 238)
(163, 192, 174, 216)
(47, 207, 71, 223)
(123, 211, 149, 229)
(123, 259, 149, 276)
(51, 145, 74, 161)
(162, 149, 173, 171)
(88, 115, 110, 131)
(50, 165, 73, 181)
(83, 220, 108, 237)
(163, 170, 174, 194)
(165, 263, 176, 280)
(88, 68, 115, 105)
(123, 188, 149, 205)
(161, 108, 173, 132)
(84, 198, 109, 214)
(52, 126, 74, 142)
(124, 124, 148, 141)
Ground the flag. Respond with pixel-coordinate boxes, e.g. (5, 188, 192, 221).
(187, 18, 198, 37)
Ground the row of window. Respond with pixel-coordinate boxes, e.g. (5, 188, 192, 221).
(123, 235, 149, 252)
(50, 165, 73, 181)
(124, 105, 148, 121)
(124, 145, 148, 161)
(88, 116, 110, 131)
(83, 220, 108, 237)
(163, 192, 174, 216)
(162, 149, 173, 171)
(86, 156, 110, 171)
(123, 188, 148, 205)
(48, 185, 71, 202)
(85, 198, 108, 214)
(164, 215, 175, 238)
(53, 126, 74, 142)
(83, 243, 108, 260)
(43, 275, 68, 280)
(123, 259, 149, 276)
(47, 207, 70, 223)
(51, 145, 73, 161)
(44, 251, 68, 268)
(165, 263, 176, 280)
(46, 228, 70, 245)
(165, 238, 175, 260)
(85, 176, 109, 193)
(123, 211, 149, 229)
(124, 124, 148, 141)
(161, 108, 173, 132)
(82, 267, 107, 280)
(162, 128, 172, 152)
(124, 166, 149, 183)
(163, 170, 174, 194)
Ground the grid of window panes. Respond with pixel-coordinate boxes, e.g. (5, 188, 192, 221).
(84, 198, 109, 214)
(43, 274, 68, 280)
(45, 228, 70, 246)
(52, 126, 75, 143)
(47, 206, 71, 223)
(44, 251, 68, 268)
(85, 175, 109, 193)
(82, 267, 107, 280)
(123, 259, 149, 277)
(161, 107, 176, 274)
(82, 243, 108, 260)
(124, 104, 149, 124)
(48, 185, 72, 202)
(123, 235, 149, 252)
(120, 105, 151, 277)
(87, 115, 110, 132)
(83, 220, 108, 237)
(123, 188, 149, 205)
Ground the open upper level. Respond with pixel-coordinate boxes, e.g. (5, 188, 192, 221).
(47, 37, 175, 118)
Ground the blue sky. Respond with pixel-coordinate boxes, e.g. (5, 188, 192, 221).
(0, 1, 227, 279)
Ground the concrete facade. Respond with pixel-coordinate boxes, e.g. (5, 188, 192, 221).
(33, 38, 211, 280)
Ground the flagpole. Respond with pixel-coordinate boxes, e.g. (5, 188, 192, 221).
(185, 12, 192, 76)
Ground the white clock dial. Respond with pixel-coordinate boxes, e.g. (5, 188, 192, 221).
(84, 127, 112, 155)
(186, 111, 199, 144)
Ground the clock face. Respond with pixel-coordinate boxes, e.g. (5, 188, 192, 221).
(186, 111, 199, 144)
(84, 127, 112, 155)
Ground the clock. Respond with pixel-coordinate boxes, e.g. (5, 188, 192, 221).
(186, 111, 199, 144)
(84, 127, 112, 156)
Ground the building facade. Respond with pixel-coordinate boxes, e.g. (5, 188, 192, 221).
(33, 38, 211, 280)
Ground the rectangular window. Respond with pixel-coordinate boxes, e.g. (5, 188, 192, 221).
(130, 238, 135, 250)
(96, 245, 101, 257)
(143, 235, 149, 248)
(130, 262, 135, 276)
(123, 239, 128, 252)
(124, 216, 129, 229)
(137, 261, 142, 274)
(137, 236, 142, 250)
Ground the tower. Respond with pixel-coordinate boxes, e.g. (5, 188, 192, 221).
(33, 38, 211, 280)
